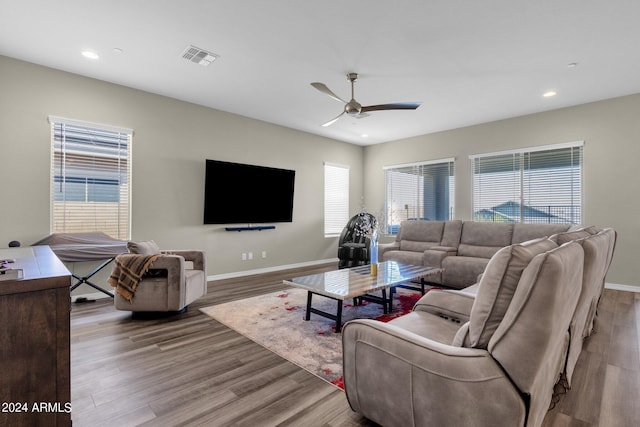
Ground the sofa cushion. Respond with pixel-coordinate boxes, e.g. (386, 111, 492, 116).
(511, 223, 570, 244)
(398, 220, 445, 244)
(468, 237, 558, 349)
(550, 228, 594, 245)
(461, 222, 513, 246)
(457, 222, 513, 257)
(457, 243, 503, 259)
(127, 240, 161, 255)
(440, 220, 463, 247)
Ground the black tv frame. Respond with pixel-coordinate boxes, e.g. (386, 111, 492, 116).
(203, 159, 295, 229)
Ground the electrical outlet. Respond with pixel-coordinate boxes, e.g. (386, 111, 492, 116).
(262, 250, 267, 258)
(241, 253, 247, 261)
(248, 252, 253, 260)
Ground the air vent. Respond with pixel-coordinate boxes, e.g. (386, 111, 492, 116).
(181, 45, 219, 66)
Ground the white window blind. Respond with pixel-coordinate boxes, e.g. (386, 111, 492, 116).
(384, 159, 455, 234)
(49, 116, 132, 239)
(324, 163, 349, 237)
(471, 142, 583, 224)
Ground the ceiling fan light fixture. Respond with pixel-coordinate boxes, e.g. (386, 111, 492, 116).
(345, 102, 362, 115)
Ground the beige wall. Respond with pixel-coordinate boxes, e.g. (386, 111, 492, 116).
(0, 55, 364, 295)
(364, 94, 640, 287)
(1, 54, 637, 292)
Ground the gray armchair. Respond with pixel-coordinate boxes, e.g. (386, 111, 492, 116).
(112, 241, 207, 313)
(342, 240, 585, 427)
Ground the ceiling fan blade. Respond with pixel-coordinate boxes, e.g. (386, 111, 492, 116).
(321, 111, 345, 127)
(311, 82, 347, 103)
(361, 102, 422, 113)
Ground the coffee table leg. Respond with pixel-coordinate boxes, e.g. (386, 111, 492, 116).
(305, 291, 312, 321)
(335, 300, 343, 333)
(304, 292, 344, 333)
(388, 286, 395, 312)
(382, 289, 388, 314)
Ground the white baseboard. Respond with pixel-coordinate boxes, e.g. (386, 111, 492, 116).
(604, 282, 640, 293)
(207, 258, 338, 282)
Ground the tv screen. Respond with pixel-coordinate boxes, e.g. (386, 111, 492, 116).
(204, 159, 295, 224)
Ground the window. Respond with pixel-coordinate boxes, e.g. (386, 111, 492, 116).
(324, 162, 349, 237)
(471, 141, 583, 224)
(384, 159, 455, 234)
(49, 116, 132, 239)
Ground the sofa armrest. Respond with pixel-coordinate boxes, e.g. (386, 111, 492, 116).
(161, 250, 205, 272)
(413, 289, 475, 322)
(147, 254, 185, 291)
(342, 319, 526, 427)
(378, 241, 400, 260)
(423, 246, 457, 268)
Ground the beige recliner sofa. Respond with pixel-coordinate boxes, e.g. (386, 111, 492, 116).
(343, 238, 584, 427)
(343, 227, 616, 427)
(448, 227, 617, 386)
(379, 220, 572, 288)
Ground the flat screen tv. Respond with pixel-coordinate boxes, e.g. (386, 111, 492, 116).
(204, 159, 295, 224)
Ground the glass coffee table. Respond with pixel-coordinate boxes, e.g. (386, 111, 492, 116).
(283, 261, 442, 332)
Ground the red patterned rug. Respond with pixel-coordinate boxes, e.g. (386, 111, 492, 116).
(200, 286, 428, 390)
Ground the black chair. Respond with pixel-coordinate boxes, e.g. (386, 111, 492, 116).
(337, 212, 378, 269)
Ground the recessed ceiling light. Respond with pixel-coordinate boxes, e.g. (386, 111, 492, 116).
(81, 50, 99, 60)
(112, 48, 123, 55)
(567, 62, 578, 68)
(361, 134, 369, 138)
(543, 90, 557, 98)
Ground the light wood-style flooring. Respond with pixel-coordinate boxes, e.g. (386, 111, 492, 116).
(70, 262, 639, 426)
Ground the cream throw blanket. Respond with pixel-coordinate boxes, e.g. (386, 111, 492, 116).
(108, 254, 160, 302)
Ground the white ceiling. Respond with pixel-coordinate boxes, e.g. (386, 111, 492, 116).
(2, 1, 640, 146)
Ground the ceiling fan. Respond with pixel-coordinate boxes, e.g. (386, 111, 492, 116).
(311, 72, 421, 127)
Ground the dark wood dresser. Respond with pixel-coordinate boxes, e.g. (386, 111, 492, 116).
(0, 245, 71, 427)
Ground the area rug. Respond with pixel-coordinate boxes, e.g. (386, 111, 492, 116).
(200, 286, 430, 389)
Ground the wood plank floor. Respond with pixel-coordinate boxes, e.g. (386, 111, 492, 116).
(70, 262, 639, 426)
